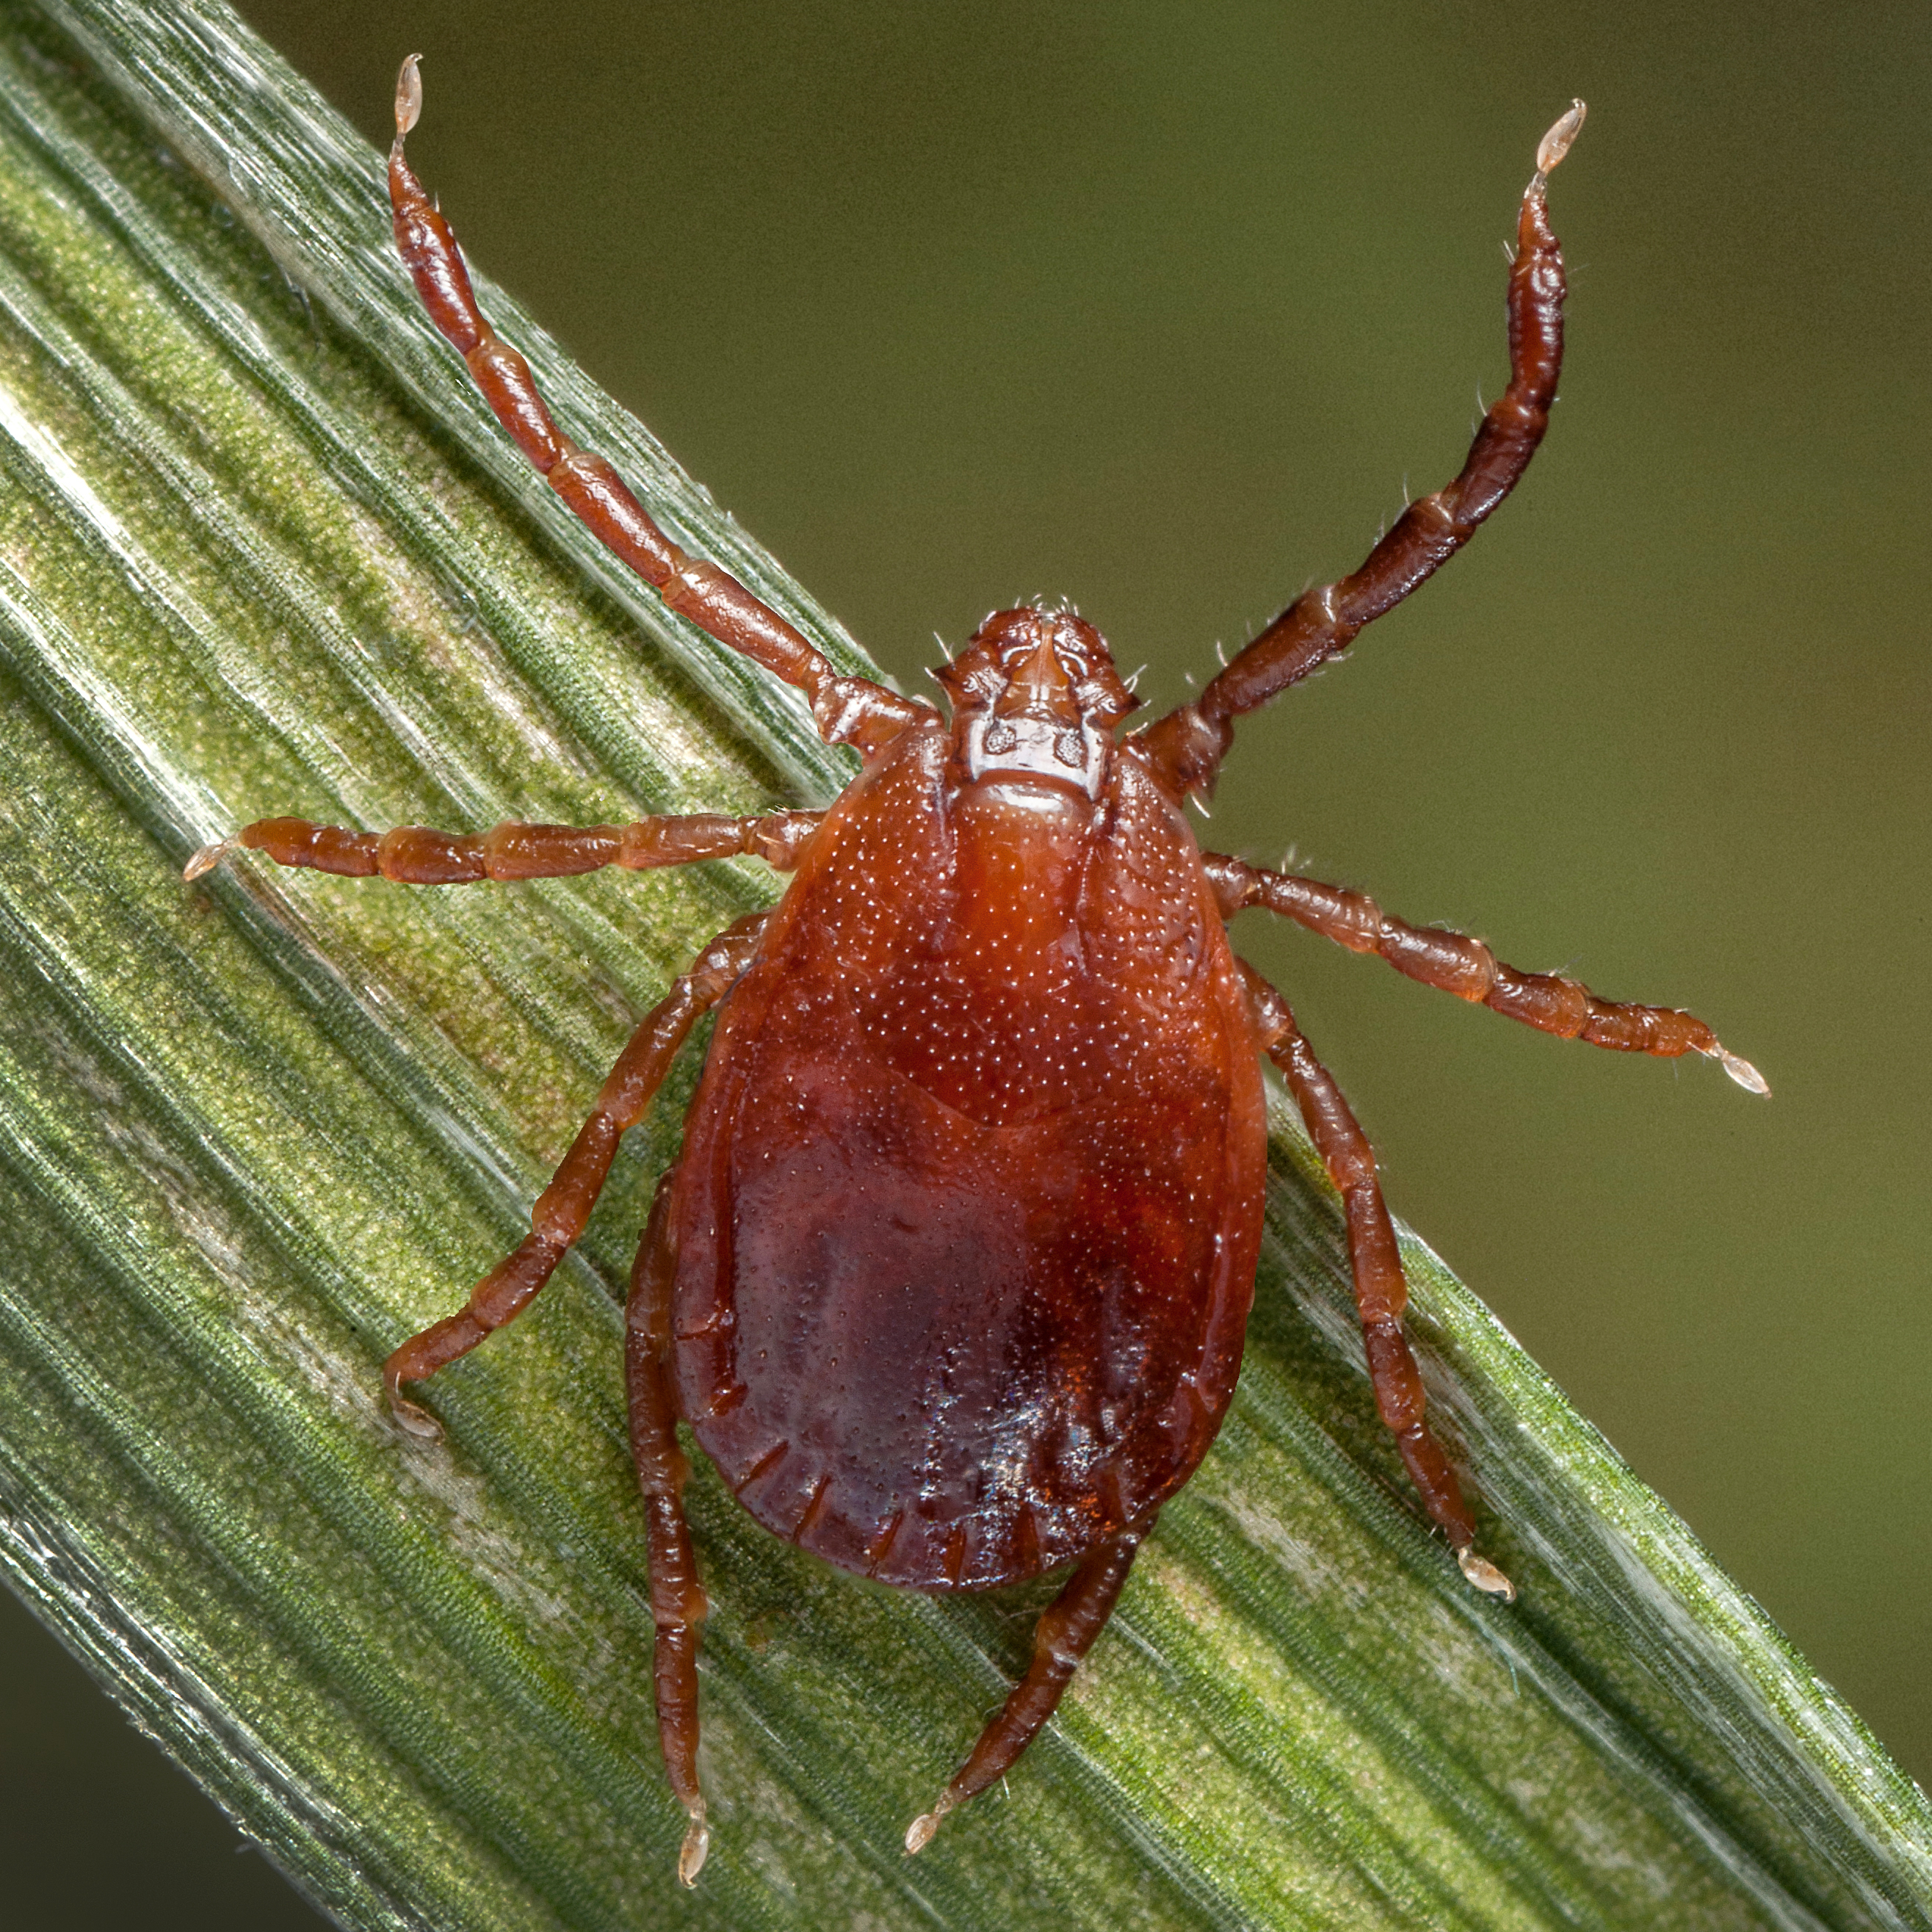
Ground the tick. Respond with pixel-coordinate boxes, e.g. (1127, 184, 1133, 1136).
(187, 64, 1766, 1885)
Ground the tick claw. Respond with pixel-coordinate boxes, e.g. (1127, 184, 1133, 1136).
(1711, 1045, 1771, 1096)
(904, 1790, 955, 1856)
(1535, 99, 1586, 178)
(183, 838, 234, 882)
(1456, 1546, 1517, 1602)
(677, 1803, 709, 1886)
(389, 1393, 443, 1441)
(394, 54, 423, 140)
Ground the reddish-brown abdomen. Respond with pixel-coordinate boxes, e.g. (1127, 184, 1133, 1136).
(670, 731, 1267, 1590)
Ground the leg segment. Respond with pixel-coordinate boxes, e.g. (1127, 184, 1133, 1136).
(384, 911, 768, 1434)
(905, 1519, 1153, 1856)
(387, 58, 929, 758)
(1206, 853, 1768, 1093)
(1238, 960, 1515, 1599)
(1135, 104, 1586, 802)
(625, 1167, 712, 1886)
(185, 807, 822, 886)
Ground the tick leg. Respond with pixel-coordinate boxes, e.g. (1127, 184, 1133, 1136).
(184, 808, 822, 885)
(1205, 853, 1768, 1093)
(905, 1518, 1152, 1856)
(386, 57, 930, 758)
(1134, 104, 1586, 802)
(383, 910, 768, 1434)
(625, 1166, 712, 1886)
(1238, 960, 1515, 1600)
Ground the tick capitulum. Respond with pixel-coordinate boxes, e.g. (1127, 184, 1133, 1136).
(186, 73, 1765, 1884)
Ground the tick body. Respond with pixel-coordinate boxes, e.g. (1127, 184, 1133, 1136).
(187, 66, 1765, 1884)
(676, 694, 1265, 1591)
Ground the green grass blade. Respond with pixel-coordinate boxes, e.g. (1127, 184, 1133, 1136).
(0, 0, 1926, 1925)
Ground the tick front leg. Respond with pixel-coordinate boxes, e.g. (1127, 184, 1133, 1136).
(384, 911, 768, 1435)
(1238, 961, 1515, 1601)
(905, 1518, 1152, 1856)
(625, 1167, 711, 1886)
(387, 57, 929, 757)
(1134, 104, 1586, 801)
(1206, 853, 1768, 1093)
(184, 808, 822, 885)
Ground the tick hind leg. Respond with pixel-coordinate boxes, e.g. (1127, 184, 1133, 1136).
(626, 1166, 712, 1886)
(905, 1518, 1153, 1856)
(383, 911, 767, 1435)
(1239, 962, 1515, 1602)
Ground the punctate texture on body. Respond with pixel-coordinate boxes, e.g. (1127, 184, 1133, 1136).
(674, 717, 1267, 1593)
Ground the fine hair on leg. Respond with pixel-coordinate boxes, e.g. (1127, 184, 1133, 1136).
(1134, 104, 1587, 803)
(1204, 853, 1768, 1093)
(626, 1166, 712, 1886)
(905, 1518, 1153, 1855)
(386, 56, 930, 759)
(186, 808, 823, 886)
(1238, 960, 1514, 1600)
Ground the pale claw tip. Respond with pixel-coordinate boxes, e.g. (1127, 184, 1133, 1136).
(394, 54, 423, 140)
(1457, 1546, 1517, 1603)
(904, 1790, 955, 1856)
(389, 1394, 442, 1441)
(1536, 98, 1586, 176)
(1714, 1046, 1771, 1096)
(676, 1807, 709, 1888)
(183, 838, 233, 882)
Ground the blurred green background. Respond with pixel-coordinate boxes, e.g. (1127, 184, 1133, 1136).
(5, 1, 1925, 1924)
